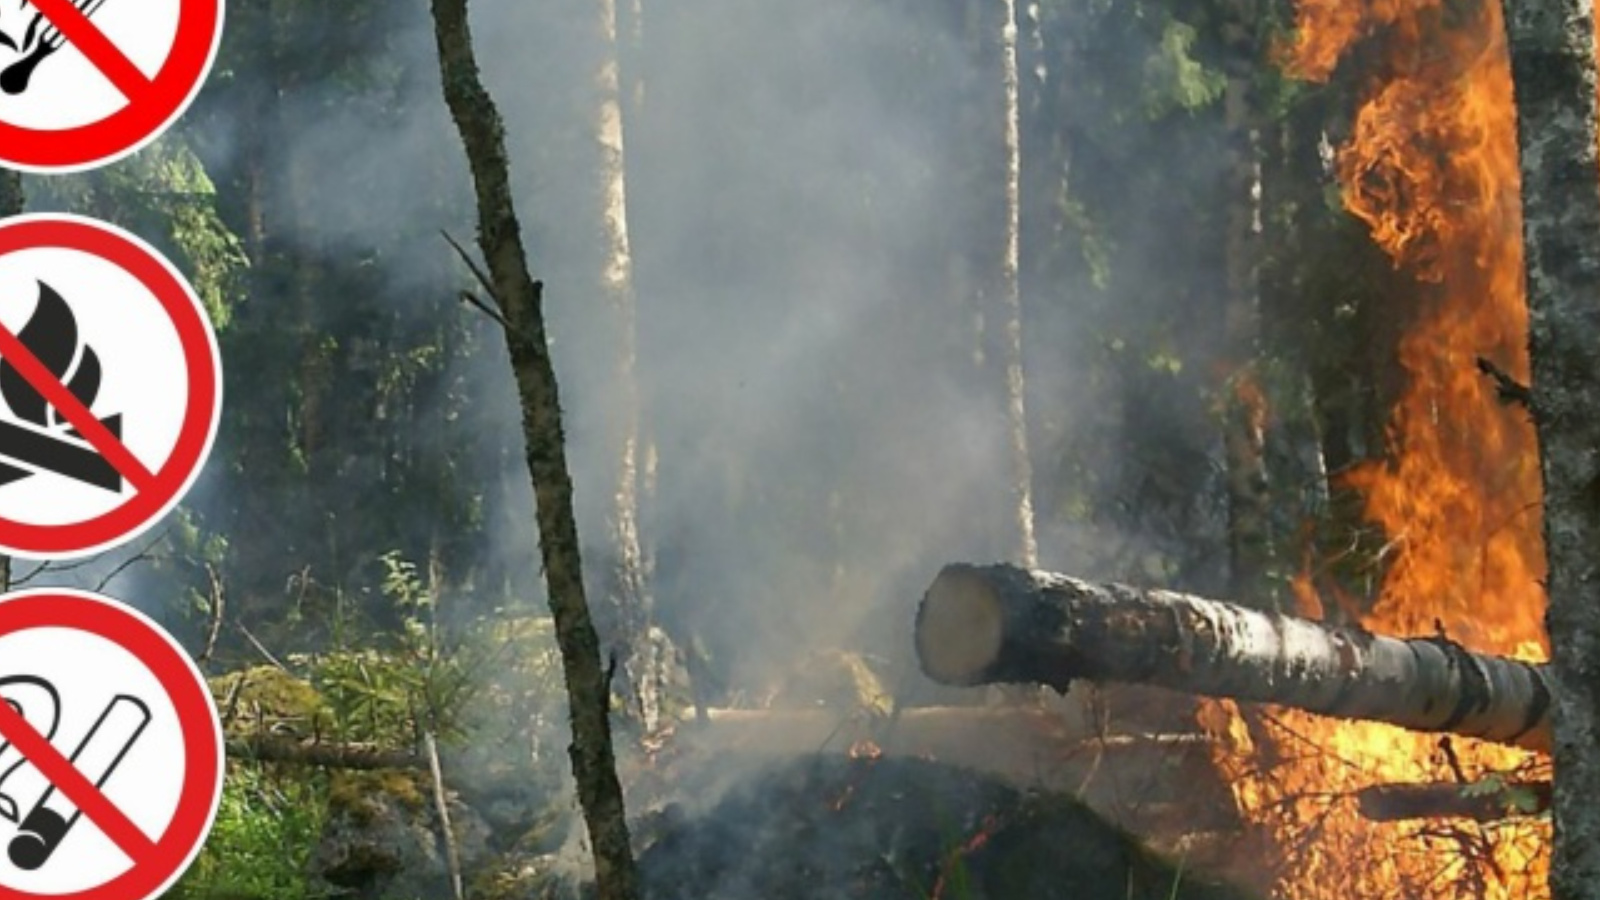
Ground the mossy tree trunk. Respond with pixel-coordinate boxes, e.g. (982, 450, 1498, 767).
(1501, 1, 1600, 895)
(428, 3, 639, 898)
(0, 168, 19, 594)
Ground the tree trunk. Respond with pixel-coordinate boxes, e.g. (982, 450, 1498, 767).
(998, 0, 1036, 568)
(0, 169, 21, 218)
(428, 3, 639, 898)
(1218, 6, 1276, 608)
(916, 563, 1552, 751)
(595, 0, 658, 735)
(1500, 1, 1600, 895)
(0, 168, 21, 594)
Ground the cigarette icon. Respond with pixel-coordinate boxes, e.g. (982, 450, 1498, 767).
(8, 695, 149, 871)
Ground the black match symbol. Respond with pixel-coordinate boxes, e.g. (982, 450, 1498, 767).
(0, 280, 123, 493)
(0, 0, 111, 95)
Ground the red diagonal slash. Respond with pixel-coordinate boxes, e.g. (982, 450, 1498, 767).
(0, 694, 156, 862)
(26, 0, 152, 103)
(0, 320, 154, 492)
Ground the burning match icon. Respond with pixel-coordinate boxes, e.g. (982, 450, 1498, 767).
(0, 280, 123, 493)
(0, 0, 112, 95)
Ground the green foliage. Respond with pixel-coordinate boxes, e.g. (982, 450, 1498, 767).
(169, 764, 330, 900)
(1142, 20, 1227, 117)
(1460, 774, 1550, 818)
(28, 135, 247, 328)
(310, 552, 481, 745)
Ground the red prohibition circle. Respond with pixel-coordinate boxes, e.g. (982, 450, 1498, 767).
(0, 0, 224, 173)
(0, 590, 224, 900)
(0, 215, 222, 559)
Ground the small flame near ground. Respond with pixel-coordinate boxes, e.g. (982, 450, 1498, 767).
(1203, 1, 1553, 898)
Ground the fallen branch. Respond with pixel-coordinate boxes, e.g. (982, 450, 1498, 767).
(425, 732, 465, 900)
(674, 706, 1222, 808)
(916, 564, 1551, 752)
(1475, 356, 1532, 409)
(227, 734, 424, 771)
(196, 562, 225, 669)
(1356, 779, 1550, 822)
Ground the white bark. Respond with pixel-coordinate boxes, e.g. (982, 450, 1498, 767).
(999, 0, 1036, 568)
(597, 0, 655, 732)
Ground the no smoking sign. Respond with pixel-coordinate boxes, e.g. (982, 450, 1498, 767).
(0, 214, 222, 559)
(0, 590, 224, 899)
(0, 0, 224, 172)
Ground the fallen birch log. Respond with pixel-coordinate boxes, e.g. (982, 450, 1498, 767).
(915, 564, 1551, 752)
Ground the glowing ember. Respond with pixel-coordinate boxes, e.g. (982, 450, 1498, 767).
(1206, 0, 1551, 897)
(930, 813, 1003, 900)
(848, 739, 884, 760)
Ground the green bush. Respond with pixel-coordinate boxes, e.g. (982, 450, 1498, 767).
(169, 763, 330, 900)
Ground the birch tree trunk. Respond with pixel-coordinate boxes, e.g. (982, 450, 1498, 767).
(916, 563, 1553, 751)
(429, 3, 639, 897)
(595, 0, 658, 735)
(998, 0, 1037, 568)
(1500, 1, 1600, 894)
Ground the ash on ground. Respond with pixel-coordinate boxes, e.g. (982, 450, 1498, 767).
(632, 755, 1254, 900)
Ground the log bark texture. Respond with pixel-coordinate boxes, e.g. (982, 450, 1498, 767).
(916, 563, 1551, 751)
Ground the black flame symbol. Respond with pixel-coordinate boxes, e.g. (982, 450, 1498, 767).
(0, 281, 102, 427)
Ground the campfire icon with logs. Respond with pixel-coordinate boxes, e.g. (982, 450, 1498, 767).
(0, 0, 111, 95)
(0, 281, 123, 493)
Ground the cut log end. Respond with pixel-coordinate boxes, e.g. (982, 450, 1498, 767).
(917, 567, 1005, 686)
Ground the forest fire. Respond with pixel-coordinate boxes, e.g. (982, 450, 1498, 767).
(1206, 0, 1551, 898)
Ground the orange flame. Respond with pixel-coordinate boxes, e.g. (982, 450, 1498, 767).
(1208, 0, 1551, 897)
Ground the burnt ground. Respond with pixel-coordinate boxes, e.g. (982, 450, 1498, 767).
(636, 755, 1256, 900)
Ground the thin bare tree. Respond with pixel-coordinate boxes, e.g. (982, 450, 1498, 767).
(429, 2, 639, 897)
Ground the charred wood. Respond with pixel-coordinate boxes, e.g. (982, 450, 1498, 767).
(670, 706, 1230, 818)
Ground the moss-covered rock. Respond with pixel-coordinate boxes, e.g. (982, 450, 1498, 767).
(210, 665, 330, 739)
(327, 771, 428, 825)
(309, 769, 491, 900)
